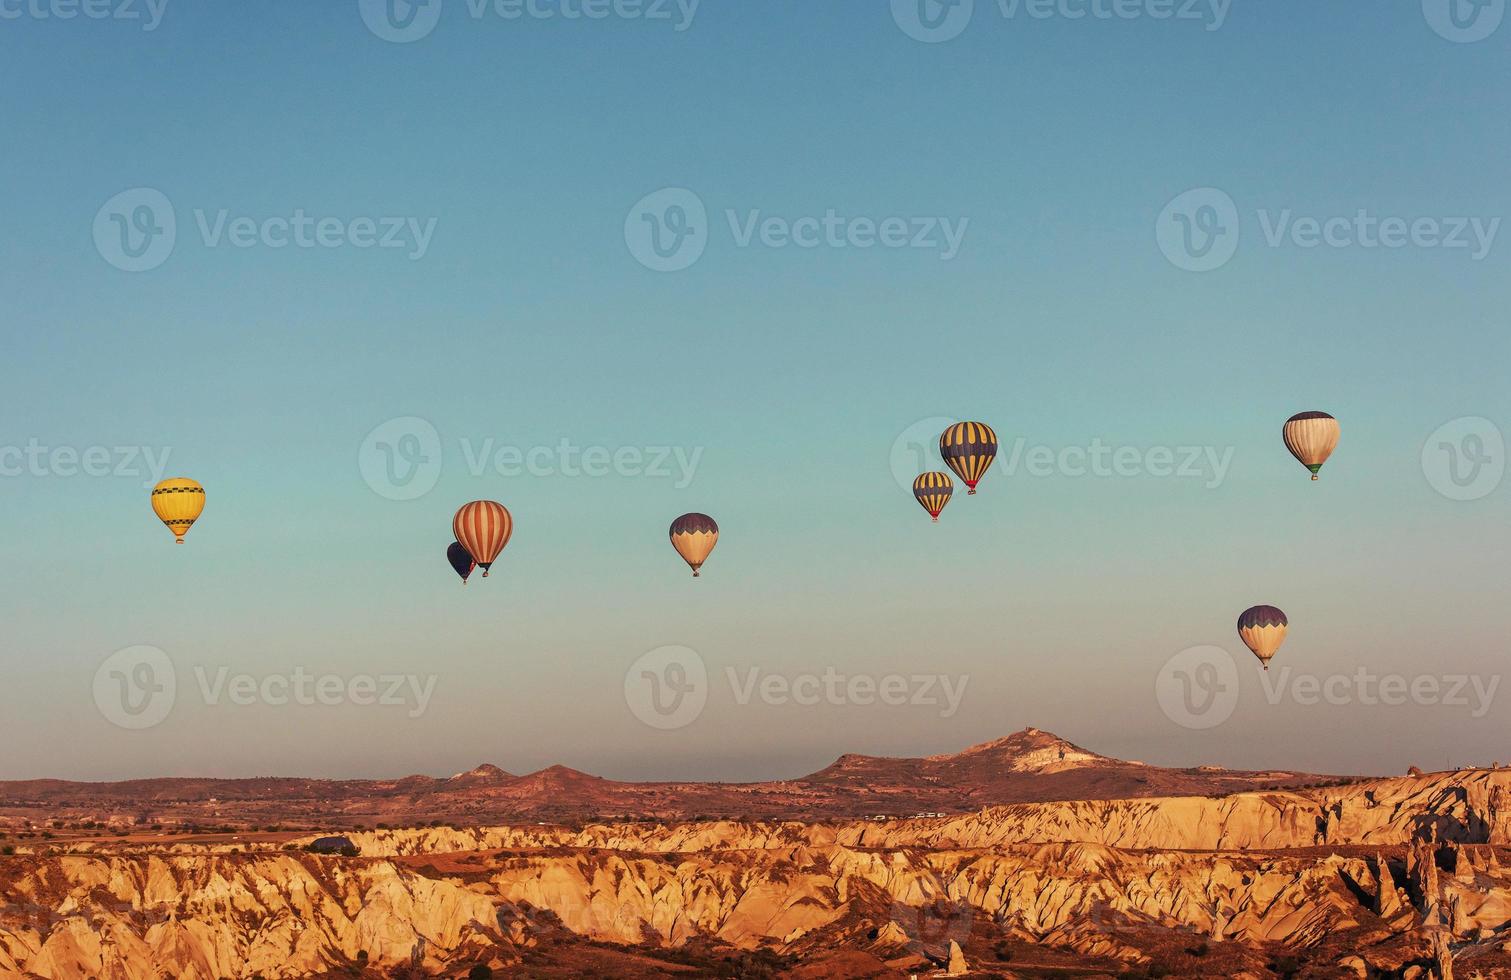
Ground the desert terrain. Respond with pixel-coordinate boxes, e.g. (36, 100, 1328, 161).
(2, 730, 1508, 978)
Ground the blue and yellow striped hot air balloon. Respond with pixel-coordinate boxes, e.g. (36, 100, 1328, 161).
(940, 422, 998, 495)
(912, 471, 953, 522)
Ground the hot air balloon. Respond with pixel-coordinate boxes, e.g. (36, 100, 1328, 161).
(1283, 412, 1340, 480)
(452, 501, 512, 578)
(940, 421, 998, 495)
(1237, 605, 1288, 671)
(447, 542, 476, 585)
(913, 471, 953, 522)
(150, 477, 205, 543)
(669, 513, 718, 577)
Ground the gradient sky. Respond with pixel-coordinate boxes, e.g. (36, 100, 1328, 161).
(2, 1, 1508, 783)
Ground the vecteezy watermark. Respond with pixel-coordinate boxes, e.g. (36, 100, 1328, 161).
(1157, 644, 1501, 729)
(1422, 0, 1504, 42)
(1260, 667, 1498, 718)
(623, 646, 969, 731)
(888, 894, 974, 960)
(0, 440, 171, 489)
(357, 416, 704, 500)
(92, 646, 439, 730)
(93, 188, 438, 272)
(889, 416, 960, 491)
(93, 646, 177, 730)
(624, 187, 969, 272)
(997, 437, 1233, 488)
(1422, 417, 1504, 501)
(1157, 187, 1501, 272)
(891, 0, 1230, 43)
(624, 645, 708, 730)
(0, 0, 168, 30)
(1155, 645, 1240, 729)
(193, 666, 437, 718)
(358, 0, 700, 44)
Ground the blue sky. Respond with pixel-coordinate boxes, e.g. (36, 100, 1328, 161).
(2, 1, 1508, 781)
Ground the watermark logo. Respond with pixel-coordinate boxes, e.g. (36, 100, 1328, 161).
(888, 894, 974, 960)
(727, 666, 968, 717)
(625, 187, 969, 272)
(94, 645, 176, 730)
(1156, 187, 1240, 273)
(194, 666, 437, 718)
(360, 0, 699, 43)
(0, 0, 168, 30)
(1156, 644, 1239, 729)
(359, 0, 445, 42)
(999, 437, 1233, 487)
(0, 441, 171, 488)
(357, 416, 705, 499)
(1422, 417, 1504, 501)
(889, 416, 959, 491)
(1423, 0, 1504, 42)
(625, 187, 708, 272)
(359, 417, 444, 501)
(1260, 666, 1498, 717)
(893, 0, 1229, 42)
(891, 0, 974, 42)
(93, 190, 438, 271)
(1159, 186, 1501, 271)
(625, 645, 708, 730)
(93, 188, 176, 273)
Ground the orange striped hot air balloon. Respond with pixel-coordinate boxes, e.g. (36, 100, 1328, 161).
(669, 513, 718, 577)
(912, 471, 953, 522)
(940, 421, 998, 495)
(150, 478, 205, 543)
(1237, 605, 1288, 671)
(1283, 412, 1340, 481)
(452, 501, 512, 578)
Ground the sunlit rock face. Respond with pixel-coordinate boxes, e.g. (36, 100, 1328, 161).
(3, 768, 1510, 977)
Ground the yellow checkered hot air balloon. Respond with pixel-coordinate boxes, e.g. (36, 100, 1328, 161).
(912, 471, 953, 522)
(940, 421, 998, 495)
(151, 478, 205, 544)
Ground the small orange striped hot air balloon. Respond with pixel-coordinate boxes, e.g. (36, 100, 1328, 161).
(1237, 605, 1288, 671)
(913, 471, 953, 522)
(452, 501, 512, 578)
(1283, 412, 1340, 481)
(669, 513, 718, 577)
(940, 421, 998, 495)
(151, 478, 205, 543)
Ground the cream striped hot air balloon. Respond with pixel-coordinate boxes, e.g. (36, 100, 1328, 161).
(1283, 412, 1340, 481)
(1237, 605, 1288, 671)
(150, 478, 205, 543)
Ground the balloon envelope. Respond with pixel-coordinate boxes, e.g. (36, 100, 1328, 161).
(151, 477, 205, 543)
(453, 501, 513, 577)
(1283, 412, 1339, 480)
(447, 542, 476, 584)
(912, 471, 953, 522)
(1237, 605, 1288, 670)
(940, 422, 999, 494)
(669, 513, 718, 577)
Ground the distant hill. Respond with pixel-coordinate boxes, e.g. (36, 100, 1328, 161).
(0, 728, 1335, 828)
